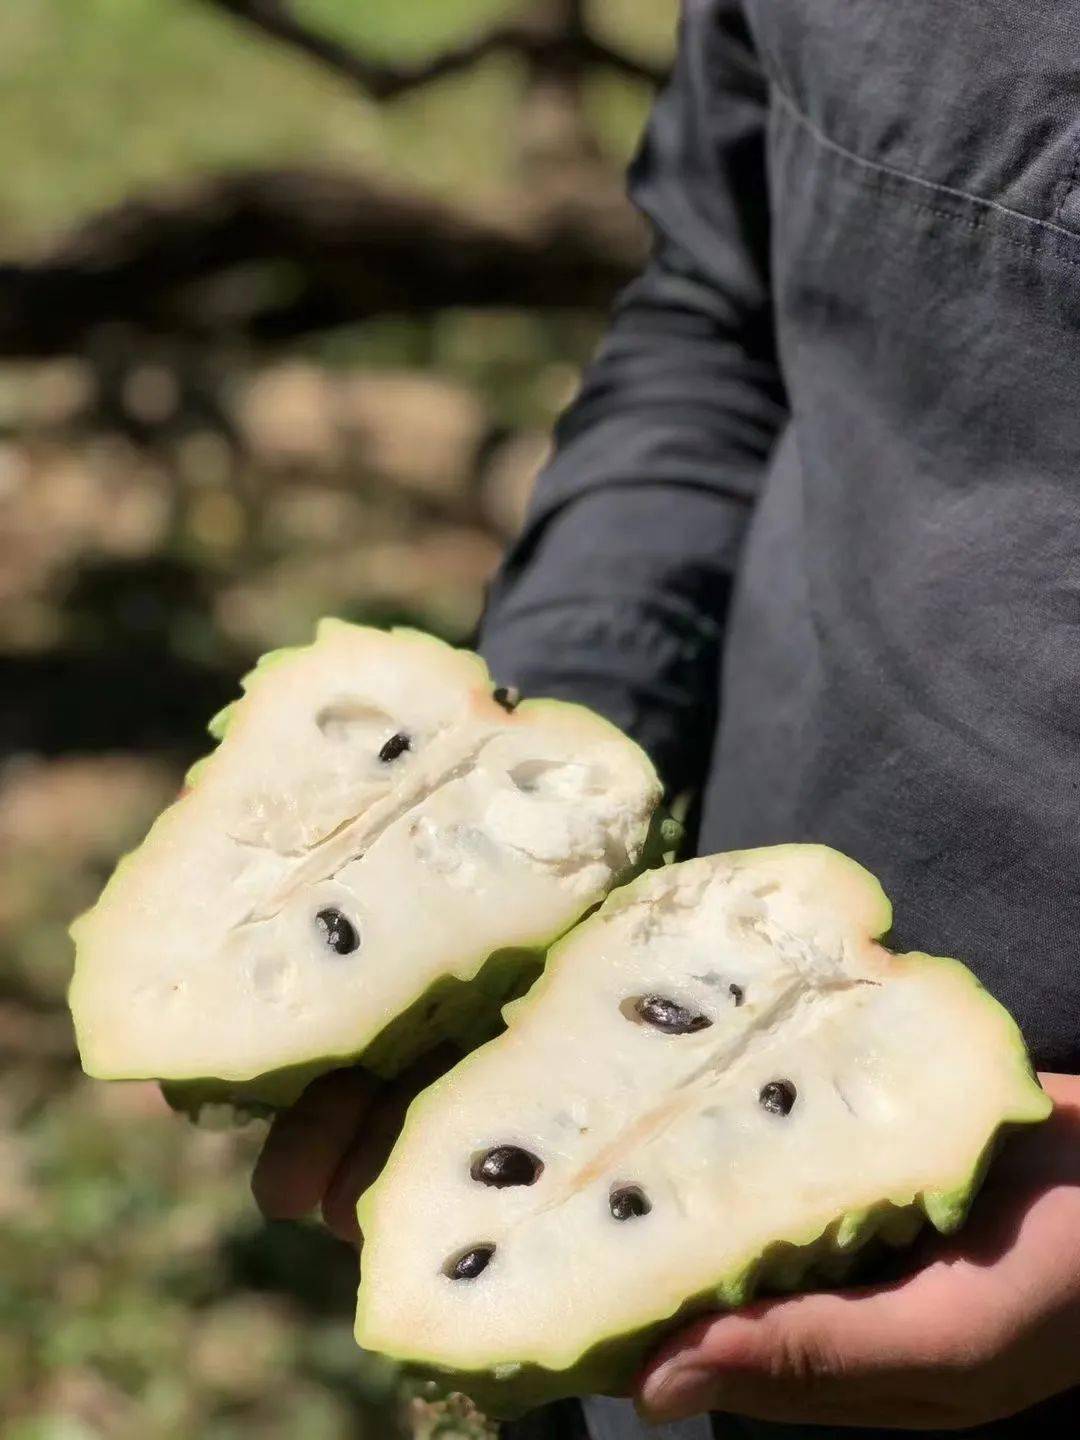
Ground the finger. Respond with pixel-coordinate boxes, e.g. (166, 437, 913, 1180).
(252, 1066, 378, 1220)
(639, 1361, 960, 1429)
(637, 1282, 968, 1427)
(322, 1045, 459, 1244)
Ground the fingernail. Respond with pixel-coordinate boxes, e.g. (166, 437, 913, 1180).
(638, 1363, 719, 1423)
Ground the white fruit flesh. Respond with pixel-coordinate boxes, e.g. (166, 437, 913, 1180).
(69, 622, 661, 1087)
(356, 847, 1050, 1385)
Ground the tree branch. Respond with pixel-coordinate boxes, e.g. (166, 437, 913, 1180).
(0, 167, 642, 357)
(203, 0, 666, 99)
(579, 34, 668, 87)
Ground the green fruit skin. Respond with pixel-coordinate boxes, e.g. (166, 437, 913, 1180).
(376, 1133, 1037, 1420)
(74, 622, 664, 1123)
(352, 849, 1053, 1420)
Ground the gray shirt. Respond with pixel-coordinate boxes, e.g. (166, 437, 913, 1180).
(481, 1, 1080, 1433)
(480, 0, 1080, 1078)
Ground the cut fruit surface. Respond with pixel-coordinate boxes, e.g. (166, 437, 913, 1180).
(355, 846, 1051, 1416)
(68, 621, 662, 1111)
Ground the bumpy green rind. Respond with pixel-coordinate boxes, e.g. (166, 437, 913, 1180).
(359, 1107, 1049, 1421)
(379, 1111, 1046, 1421)
(353, 852, 1052, 1419)
(71, 620, 663, 1124)
(368, 1205, 906, 1418)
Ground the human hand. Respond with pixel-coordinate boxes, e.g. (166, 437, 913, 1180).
(637, 1072, 1080, 1430)
(251, 1046, 459, 1246)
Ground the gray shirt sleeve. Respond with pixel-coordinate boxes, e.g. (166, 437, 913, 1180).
(477, 0, 787, 796)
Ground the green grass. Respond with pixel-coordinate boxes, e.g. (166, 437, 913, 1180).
(0, 0, 673, 249)
(293, 0, 509, 57)
(0, 0, 513, 246)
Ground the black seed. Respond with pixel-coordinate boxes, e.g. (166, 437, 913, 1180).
(378, 731, 411, 763)
(729, 984, 744, 1006)
(609, 1185, 651, 1221)
(471, 1146, 543, 1188)
(759, 1080, 797, 1116)
(634, 995, 712, 1034)
(314, 908, 360, 955)
(445, 1244, 495, 1280)
(492, 685, 520, 713)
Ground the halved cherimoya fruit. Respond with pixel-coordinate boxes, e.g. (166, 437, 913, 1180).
(68, 621, 663, 1117)
(355, 846, 1052, 1417)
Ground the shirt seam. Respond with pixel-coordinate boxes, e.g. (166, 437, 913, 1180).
(769, 78, 1080, 251)
(841, 172, 1080, 275)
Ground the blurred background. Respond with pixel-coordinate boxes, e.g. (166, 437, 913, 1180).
(0, 3, 675, 1437)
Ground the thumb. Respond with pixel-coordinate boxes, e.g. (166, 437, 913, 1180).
(636, 1284, 932, 1424)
